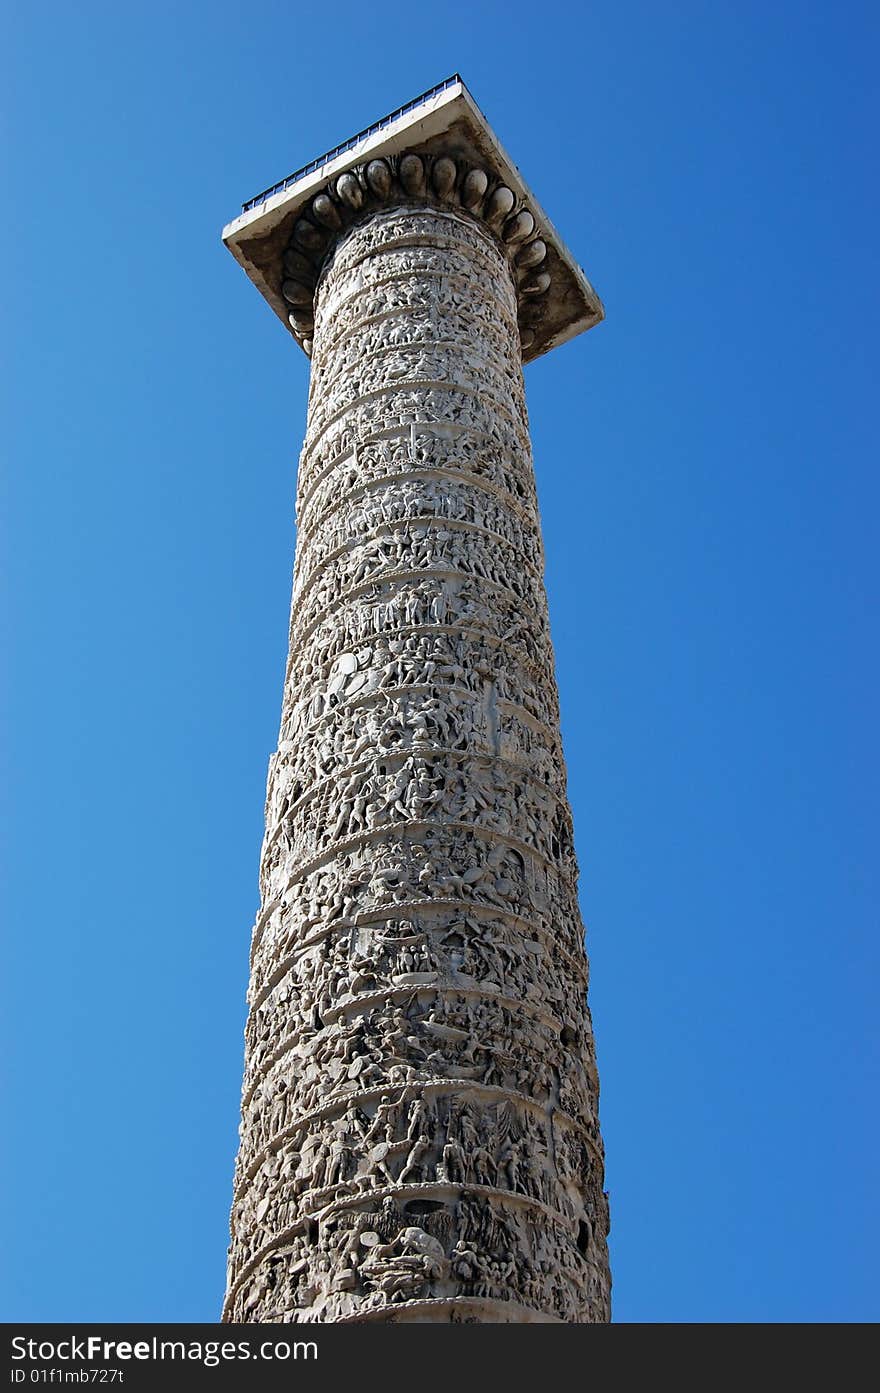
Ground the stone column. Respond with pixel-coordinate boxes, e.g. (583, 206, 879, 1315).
(221, 84, 610, 1325)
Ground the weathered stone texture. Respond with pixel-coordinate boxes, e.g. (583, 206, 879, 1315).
(223, 203, 610, 1323)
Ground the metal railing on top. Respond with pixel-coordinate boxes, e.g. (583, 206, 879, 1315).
(241, 74, 463, 214)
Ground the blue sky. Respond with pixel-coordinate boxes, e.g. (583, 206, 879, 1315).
(2, 1, 877, 1323)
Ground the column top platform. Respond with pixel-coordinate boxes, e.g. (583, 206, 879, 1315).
(222, 75, 603, 364)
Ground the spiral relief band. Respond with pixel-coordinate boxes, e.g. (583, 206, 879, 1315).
(222, 198, 611, 1324)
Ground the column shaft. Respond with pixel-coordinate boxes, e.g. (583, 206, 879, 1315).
(224, 205, 610, 1323)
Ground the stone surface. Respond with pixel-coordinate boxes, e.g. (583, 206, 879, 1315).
(222, 195, 611, 1323)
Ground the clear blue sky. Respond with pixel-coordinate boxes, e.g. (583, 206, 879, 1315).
(2, 1, 877, 1323)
